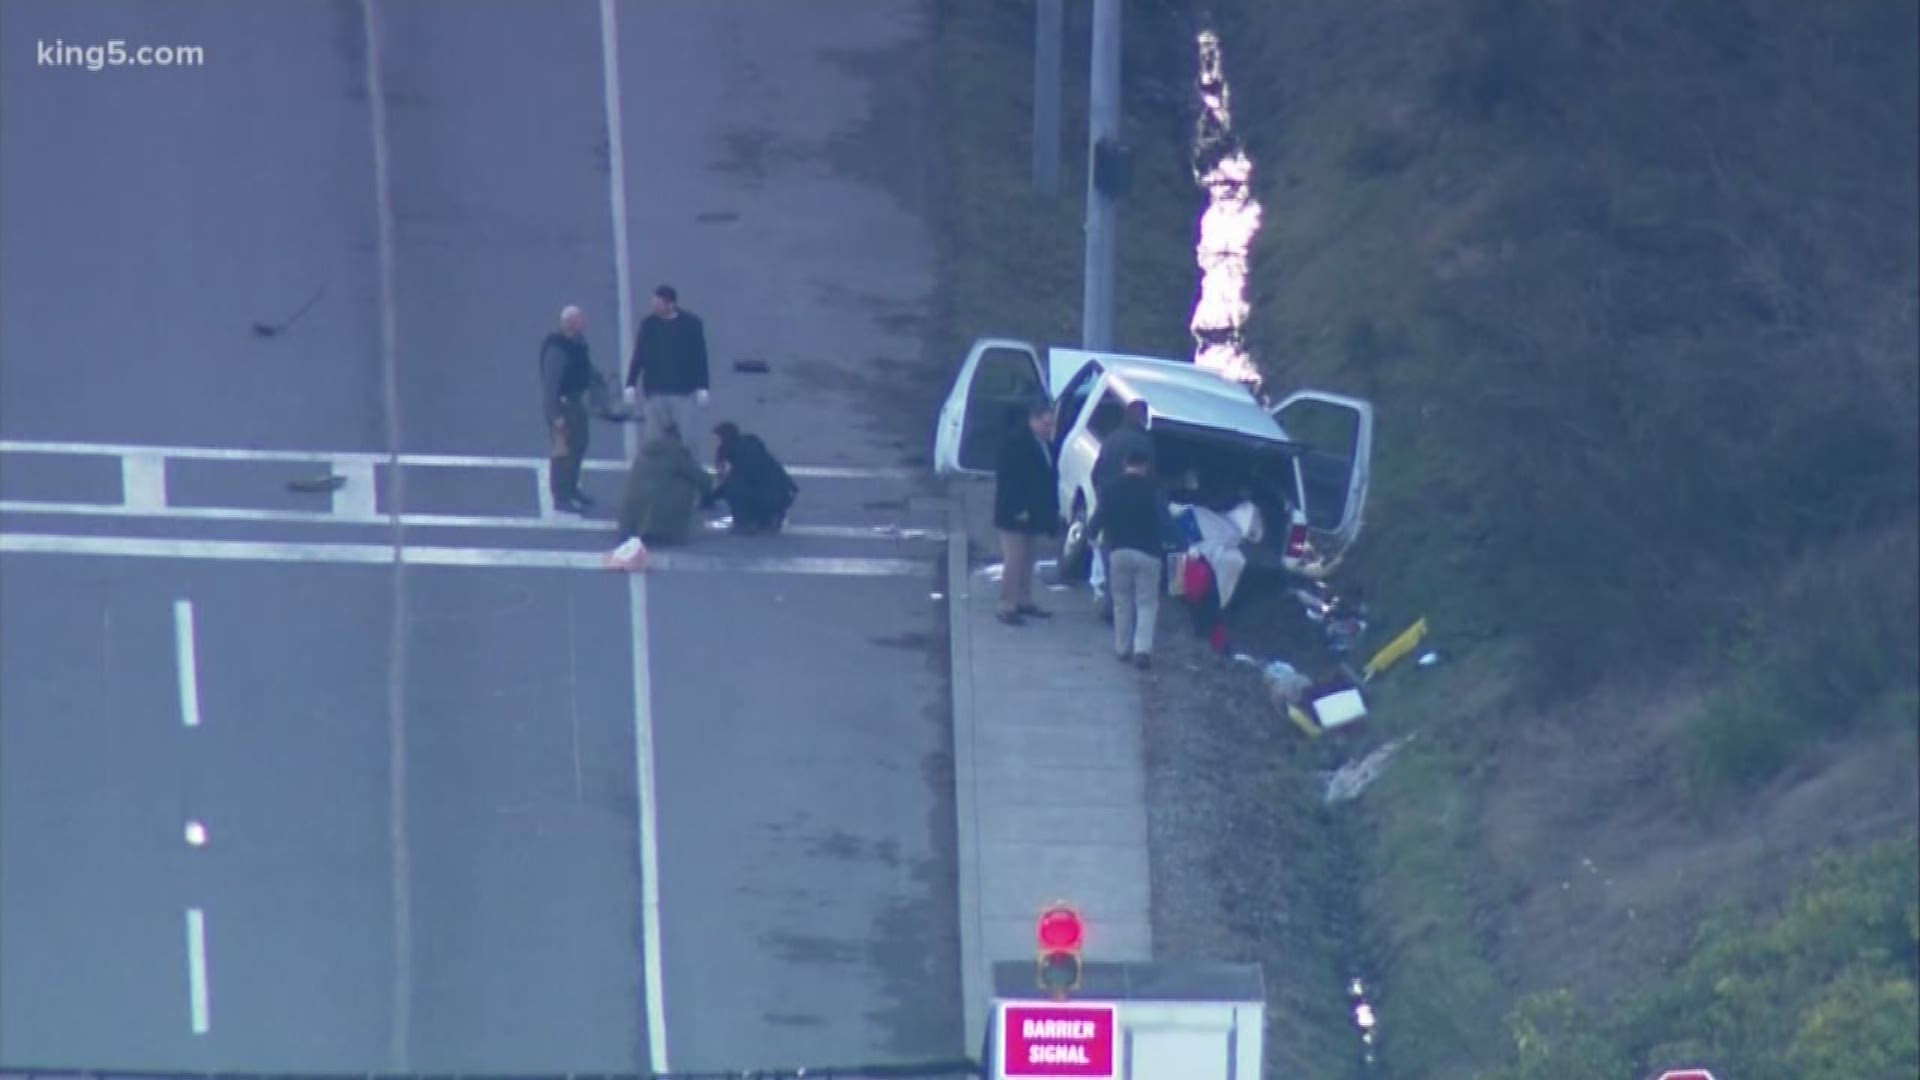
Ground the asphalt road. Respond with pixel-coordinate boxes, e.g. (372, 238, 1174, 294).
(1, 0, 956, 1073)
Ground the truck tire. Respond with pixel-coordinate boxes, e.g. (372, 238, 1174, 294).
(1058, 498, 1093, 583)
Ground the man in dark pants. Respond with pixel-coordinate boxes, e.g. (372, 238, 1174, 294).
(623, 284, 711, 437)
(617, 422, 713, 547)
(703, 420, 799, 535)
(540, 304, 597, 514)
(992, 399, 1060, 626)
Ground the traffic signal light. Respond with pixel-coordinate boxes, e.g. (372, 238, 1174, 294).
(1036, 901, 1084, 998)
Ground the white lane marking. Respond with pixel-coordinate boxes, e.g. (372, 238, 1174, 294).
(0, 499, 946, 543)
(172, 600, 201, 729)
(536, 462, 557, 520)
(0, 533, 932, 576)
(185, 907, 210, 1034)
(2, 439, 919, 481)
(598, 0, 637, 376)
(597, 1, 670, 1068)
(122, 453, 168, 511)
(628, 572, 671, 1072)
(359, 0, 412, 1066)
(332, 460, 378, 518)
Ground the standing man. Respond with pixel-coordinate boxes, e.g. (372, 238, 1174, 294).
(540, 304, 597, 514)
(992, 399, 1061, 626)
(1086, 448, 1173, 669)
(1088, 399, 1154, 619)
(623, 284, 711, 436)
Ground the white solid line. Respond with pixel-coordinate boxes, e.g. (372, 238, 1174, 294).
(173, 600, 201, 729)
(627, 572, 671, 1072)
(122, 454, 168, 511)
(332, 460, 379, 518)
(1, 438, 919, 481)
(597, 1, 669, 1069)
(0, 499, 946, 543)
(185, 908, 210, 1034)
(535, 462, 556, 520)
(0, 532, 931, 576)
(360, 1, 412, 1066)
(598, 0, 637, 378)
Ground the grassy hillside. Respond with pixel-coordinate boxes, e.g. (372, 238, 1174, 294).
(1199, 1, 1919, 1074)
(931, 0, 1918, 1076)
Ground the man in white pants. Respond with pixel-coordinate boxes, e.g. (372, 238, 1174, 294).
(1085, 449, 1171, 670)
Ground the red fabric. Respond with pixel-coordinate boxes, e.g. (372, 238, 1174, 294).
(1208, 623, 1230, 654)
(1181, 556, 1214, 603)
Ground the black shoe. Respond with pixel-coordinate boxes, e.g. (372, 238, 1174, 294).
(1116, 651, 1133, 663)
(1017, 604, 1053, 619)
(571, 490, 597, 507)
(996, 611, 1026, 627)
(554, 495, 587, 515)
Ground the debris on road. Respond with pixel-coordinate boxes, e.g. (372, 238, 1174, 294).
(1321, 735, 1416, 805)
(1288, 680, 1369, 736)
(1262, 658, 1313, 706)
(603, 537, 650, 572)
(1361, 617, 1430, 683)
(287, 474, 347, 494)
(252, 285, 326, 338)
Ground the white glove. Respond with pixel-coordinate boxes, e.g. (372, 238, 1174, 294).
(622, 386, 637, 404)
(695, 389, 710, 406)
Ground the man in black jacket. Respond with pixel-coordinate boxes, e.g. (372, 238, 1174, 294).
(702, 420, 799, 535)
(624, 284, 711, 439)
(992, 399, 1060, 626)
(539, 304, 598, 514)
(1088, 399, 1154, 617)
(1087, 449, 1175, 668)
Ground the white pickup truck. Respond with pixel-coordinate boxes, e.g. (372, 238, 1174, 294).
(933, 339, 1376, 581)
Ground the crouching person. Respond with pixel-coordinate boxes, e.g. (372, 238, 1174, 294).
(617, 423, 713, 548)
(703, 421, 798, 535)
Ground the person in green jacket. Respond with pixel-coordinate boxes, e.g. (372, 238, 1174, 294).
(617, 423, 713, 546)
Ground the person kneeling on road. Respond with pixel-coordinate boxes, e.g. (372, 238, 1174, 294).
(702, 421, 799, 536)
(617, 423, 713, 548)
(1087, 448, 1176, 670)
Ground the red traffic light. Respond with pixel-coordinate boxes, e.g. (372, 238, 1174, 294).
(1037, 903, 1085, 952)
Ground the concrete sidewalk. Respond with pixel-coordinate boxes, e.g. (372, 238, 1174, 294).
(945, 479, 1154, 1051)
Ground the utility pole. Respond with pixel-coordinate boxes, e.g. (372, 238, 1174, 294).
(1081, 0, 1122, 351)
(1032, 0, 1063, 195)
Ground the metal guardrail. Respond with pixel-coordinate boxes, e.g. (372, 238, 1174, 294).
(1, 1063, 981, 1080)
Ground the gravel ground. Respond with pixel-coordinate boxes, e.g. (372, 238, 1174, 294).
(1137, 583, 1376, 1079)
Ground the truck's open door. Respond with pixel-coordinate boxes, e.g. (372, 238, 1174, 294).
(935, 338, 1047, 476)
(1270, 389, 1375, 551)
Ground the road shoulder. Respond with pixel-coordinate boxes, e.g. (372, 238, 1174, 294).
(945, 478, 1152, 1052)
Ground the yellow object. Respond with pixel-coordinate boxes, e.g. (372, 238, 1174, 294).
(1363, 617, 1428, 682)
(1288, 704, 1322, 737)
